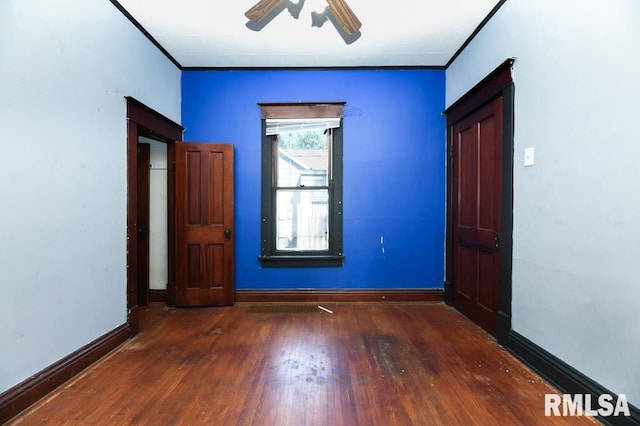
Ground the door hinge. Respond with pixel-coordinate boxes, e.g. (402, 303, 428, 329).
(172, 161, 176, 175)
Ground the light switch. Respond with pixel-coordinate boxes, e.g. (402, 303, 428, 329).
(524, 147, 535, 166)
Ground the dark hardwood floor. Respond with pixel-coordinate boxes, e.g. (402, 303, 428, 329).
(8, 303, 594, 425)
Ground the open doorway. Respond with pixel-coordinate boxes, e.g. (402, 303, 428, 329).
(137, 136, 169, 305)
(126, 97, 183, 334)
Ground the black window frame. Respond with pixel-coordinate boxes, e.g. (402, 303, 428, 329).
(258, 102, 345, 267)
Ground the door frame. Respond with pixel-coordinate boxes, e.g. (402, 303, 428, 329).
(444, 59, 515, 345)
(126, 97, 183, 335)
(136, 142, 151, 306)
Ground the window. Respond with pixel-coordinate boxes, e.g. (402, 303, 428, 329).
(259, 102, 345, 267)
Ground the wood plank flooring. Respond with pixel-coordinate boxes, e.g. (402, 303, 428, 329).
(8, 303, 595, 425)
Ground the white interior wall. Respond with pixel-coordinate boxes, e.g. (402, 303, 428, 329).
(142, 137, 169, 291)
(0, 0, 180, 393)
(446, 0, 640, 406)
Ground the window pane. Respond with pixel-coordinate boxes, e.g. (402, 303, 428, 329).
(276, 189, 329, 251)
(277, 130, 329, 187)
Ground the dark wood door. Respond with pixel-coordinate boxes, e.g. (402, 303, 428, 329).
(175, 143, 234, 306)
(451, 97, 503, 335)
(136, 143, 151, 307)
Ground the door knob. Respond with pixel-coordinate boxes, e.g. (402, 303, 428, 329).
(224, 228, 231, 240)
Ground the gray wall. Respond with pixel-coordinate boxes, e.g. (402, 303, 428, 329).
(447, 0, 640, 406)
(0, 0, 180, 393)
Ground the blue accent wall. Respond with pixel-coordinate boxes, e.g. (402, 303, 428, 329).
(182, 69, 445, 290)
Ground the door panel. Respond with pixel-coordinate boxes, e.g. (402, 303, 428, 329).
(477, 252, 497, 309)
(458, 126, 477, 228)
(458, 247, 475, 299)
(175, 143, 234, 306)
(451, 97, 503, 335)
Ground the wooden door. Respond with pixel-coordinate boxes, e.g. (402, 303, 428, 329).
(136, 143, 151, 306)
(175, 143, 234, 306)
(451, 97, 503, 335)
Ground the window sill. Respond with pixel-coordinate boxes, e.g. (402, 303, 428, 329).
(259, 255, 345, 268)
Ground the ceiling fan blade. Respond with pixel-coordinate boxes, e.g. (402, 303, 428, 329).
(245, 0, 286, 22)
(326, 0, 362, 35)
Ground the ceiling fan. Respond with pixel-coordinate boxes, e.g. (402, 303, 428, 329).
(245, 0, 362, 35)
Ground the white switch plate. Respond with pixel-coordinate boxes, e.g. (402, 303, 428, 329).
(524, 147, 535, 166)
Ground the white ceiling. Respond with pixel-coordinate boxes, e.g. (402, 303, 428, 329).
(114, 0, 502, 68)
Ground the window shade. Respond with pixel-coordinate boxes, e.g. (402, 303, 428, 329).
(265, 118, 341, 136)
